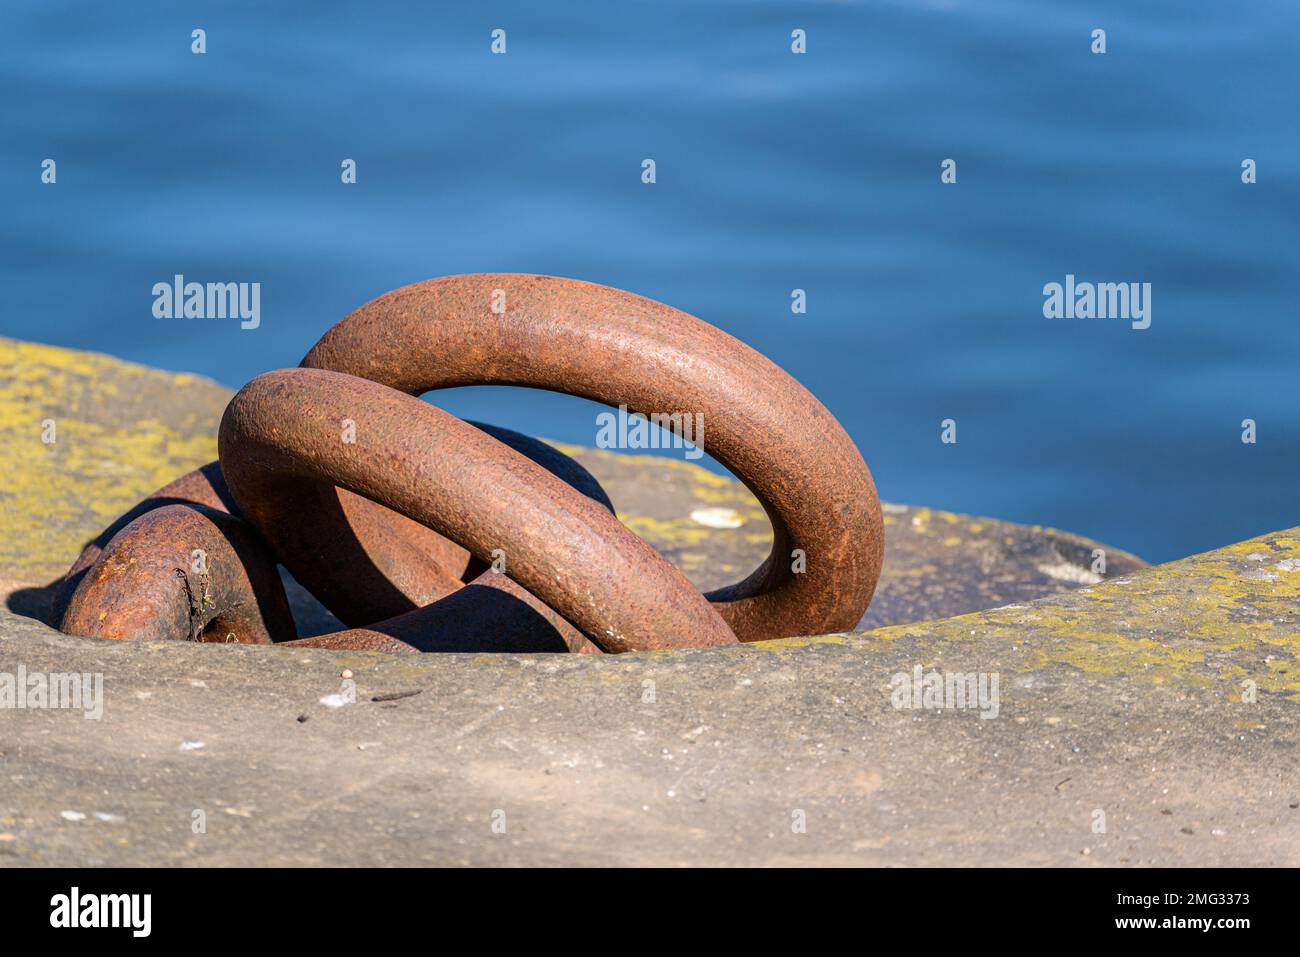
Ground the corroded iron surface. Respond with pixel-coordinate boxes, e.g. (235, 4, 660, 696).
(56, 275, 883, 652)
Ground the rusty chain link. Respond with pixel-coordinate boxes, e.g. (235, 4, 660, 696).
(57, 274, 883, 653)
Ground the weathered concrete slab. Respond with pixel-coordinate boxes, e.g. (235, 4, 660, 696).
(3, 336, 1294, 867)
(1, 525, 1296, 865)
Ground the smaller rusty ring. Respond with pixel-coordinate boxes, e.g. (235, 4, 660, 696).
(219, 367, 738, 653)
(56, 425, 620, 652)
(61, 497, 606, 653)
(60, 504, 295, 645)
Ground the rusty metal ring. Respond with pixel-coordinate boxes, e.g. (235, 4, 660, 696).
(57, 275, 881, 653)
(218, 367, 738, 652)
(60, 503, 295, 645)
(297, 274, 882, 643)
(59, 498, 605, 654)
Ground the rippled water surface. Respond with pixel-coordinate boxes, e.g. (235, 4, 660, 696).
(3, 1, 1298, 562)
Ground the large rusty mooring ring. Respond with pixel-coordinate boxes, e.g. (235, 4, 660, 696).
(58, 274, 883, 653)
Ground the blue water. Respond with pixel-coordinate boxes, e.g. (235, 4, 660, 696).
(3, 1, 1298, 563)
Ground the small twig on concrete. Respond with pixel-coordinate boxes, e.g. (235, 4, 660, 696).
(371, 690, 422, 703)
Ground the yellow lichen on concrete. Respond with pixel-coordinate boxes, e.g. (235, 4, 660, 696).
(0, 337, 230, 584)
(760, 526, 1300, 697)
(616, 514, 720, 548)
